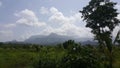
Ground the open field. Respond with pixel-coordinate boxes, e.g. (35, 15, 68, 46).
(0, 41, 120, 68)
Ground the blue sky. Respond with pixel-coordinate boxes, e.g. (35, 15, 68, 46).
(0, 0, 120, 42)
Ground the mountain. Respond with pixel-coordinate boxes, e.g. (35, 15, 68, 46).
(24, 33, 73, 45)
(81, 40, 97, 45)
(24, 33, 95, 45)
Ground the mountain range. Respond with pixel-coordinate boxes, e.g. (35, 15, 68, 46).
(23, 33, 97, 45)
(6, 33, 97, 45)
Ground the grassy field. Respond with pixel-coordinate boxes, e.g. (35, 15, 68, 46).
(0, 42, 120, 68)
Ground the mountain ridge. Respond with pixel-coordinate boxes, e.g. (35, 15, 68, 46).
(24, 33, 96, 45)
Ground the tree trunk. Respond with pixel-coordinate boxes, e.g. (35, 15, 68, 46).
(109, 52, 112, 68)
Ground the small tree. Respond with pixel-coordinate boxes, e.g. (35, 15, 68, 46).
(63, 40, 75, 49)
(80, 0, 120, 68)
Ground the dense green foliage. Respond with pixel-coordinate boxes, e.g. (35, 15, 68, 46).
(0, 41, 120, 68)
(80, 0, 120, 68)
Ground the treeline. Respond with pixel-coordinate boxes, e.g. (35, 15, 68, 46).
(0, 40, 120, 68)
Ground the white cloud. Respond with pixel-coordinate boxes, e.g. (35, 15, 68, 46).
(50, 7, 58, 14)
(49, 7, 120, 38)
(115, 5, 120, 37)
(60, 23, 92, 38)
(39, 26, 54, 35)
(41, 23, 93, 38)
(40, 7, 49, 14)
(38, 7, 93, 38)
(113, 25, 120, 38)
(116, 5, 120, 11)
(0, 1, 2, 7)
(0, 30, 13, 42)
(0, 23, 16, 29)
(49, 7, 82, 25)
(117, 14, 120, 19)
(116, 5, 120, 20)
(0, 30, 12, 35)
(4, 24, 16, 28)
(15, 9, 46, 27)
(13, 7, 92, 41)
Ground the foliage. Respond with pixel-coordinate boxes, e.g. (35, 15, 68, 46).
(80, 0, 120, 68)
(0, 41, 120, 68)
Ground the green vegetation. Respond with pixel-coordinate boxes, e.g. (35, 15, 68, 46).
(0, 0, 120, 68)
(0, 41, 120, 68)
(80, 0, 120, 68)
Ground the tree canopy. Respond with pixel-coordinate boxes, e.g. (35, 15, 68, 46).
(80, 0, 120, 68)
(80, 0, 120, 50)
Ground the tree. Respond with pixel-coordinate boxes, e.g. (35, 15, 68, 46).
(63, 40, 75, 49)
(80, 0, 120, 68)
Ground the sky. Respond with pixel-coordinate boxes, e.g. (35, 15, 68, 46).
(0, 0, 120, 42)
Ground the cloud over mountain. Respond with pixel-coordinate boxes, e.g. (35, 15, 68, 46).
(39, 7, 93, 38)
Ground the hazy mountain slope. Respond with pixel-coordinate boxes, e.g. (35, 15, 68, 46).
(24, 33, 96, 45)
(24, 33, 73, 45)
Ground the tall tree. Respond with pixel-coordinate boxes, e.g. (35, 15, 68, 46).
(80, 0, 120, 68)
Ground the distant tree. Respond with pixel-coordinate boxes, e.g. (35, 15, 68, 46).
(63, 40, 75, 49)
(80, 0, 120, 68)
(0, 42, 3, 46)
